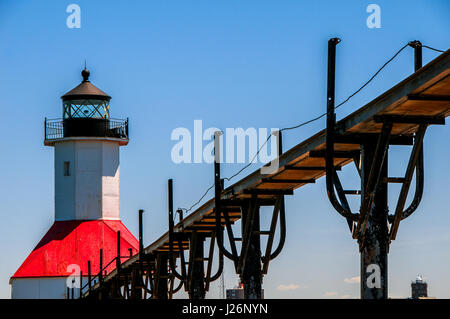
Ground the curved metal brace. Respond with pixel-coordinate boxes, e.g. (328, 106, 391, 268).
(268, 196, 286, 260)
(389, 125, 427, 240)
(205, 234, 224, 284)
(214, 217, 238, 263)
(333, 171, 357, 232)
(401, 144, 424, 219)
(143, 266, 155, 299)
(237, 196, 258, 273)
(325, 38, 359, 223)
(209, 250, 224, 282)
(399, 40, 425, 221)
(142, 276, 154, 298)
(387, 149, 424, 223)
(168, 251, 186, 281)
(214, 133, 239, 266)
(167, 179, 188, 282)
(167, 234, 188, 289)
(170, 276, 184, 294)
(326, 150, 360, 221)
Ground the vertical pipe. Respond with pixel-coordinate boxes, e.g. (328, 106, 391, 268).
(213, 132, 238, 264)
(277, 130, 286, 257)
(157, 253, 169, 299)
(138, 209, 144, 282)
(214, 133, 221, 235)
(325, 37, 353, 221)
(241, 201, 262, 299)
(79, 271, 83, 299)
(414, 41, 422, 71)
(168, 179, 174, 238)
(99, 249, 103, 284)
(116, 231, 121, 272)
(326, 37, 338, 192)
(188, 233, 206, 299)
(88, 261, 92, 292)
(360, 143, 389, 299)
(139, 209, 144, 256)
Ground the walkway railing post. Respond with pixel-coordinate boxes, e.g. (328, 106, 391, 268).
(188, 232, 206, 299)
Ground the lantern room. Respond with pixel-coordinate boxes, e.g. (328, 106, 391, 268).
(61, 69, 111, 119)
(44, 68, 128, 144)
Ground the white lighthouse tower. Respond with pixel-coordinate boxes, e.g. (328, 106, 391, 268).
(10, 68, 138, 298)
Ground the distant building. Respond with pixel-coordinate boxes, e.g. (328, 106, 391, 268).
(226, 286, 244, 299)
(226, 282, 264, 299)
(411, 275, 428, 299)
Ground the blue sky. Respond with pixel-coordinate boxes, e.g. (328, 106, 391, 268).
(0, 0, 449, 298)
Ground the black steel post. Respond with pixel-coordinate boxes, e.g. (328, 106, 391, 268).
(214, 132, 239, 265)
(156, 253, 169, 299)
(79, 271, 83, 298)
(400, 40, 425, 221)
(169, 179, 174, 242)
(413, 41, 423, 71)
(116, 231, 121, 272)
(325, 37, 356, 223)
(139, 209, 144, 257)
(360, 142, 389, 299)
(138, 208, 145, 295)
(188, 232, 206, 299)
(240, 199, 263, 299)
(116, 231, 122, 298)
(99, 249, 103, 284)
(88, 260, 92, 292)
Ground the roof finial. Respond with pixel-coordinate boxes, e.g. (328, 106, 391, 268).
(81, 60, 90, 82)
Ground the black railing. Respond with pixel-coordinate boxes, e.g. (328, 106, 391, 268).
(45, 117, 129, 141)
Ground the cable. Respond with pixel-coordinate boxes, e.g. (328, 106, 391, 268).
(422, 45, 445, 53)
(334, 43, 409, 110)
(179, 184, 215, 213)
(280, 112, 327, 132)
(224, 42, 412, 179)
(180, 41, 442, 213)
(224, 135, 271, 182)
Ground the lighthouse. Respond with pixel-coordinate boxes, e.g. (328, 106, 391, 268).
(10, 68, 139, 298)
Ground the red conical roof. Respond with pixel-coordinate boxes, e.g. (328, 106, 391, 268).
(12, 220, 138, 278)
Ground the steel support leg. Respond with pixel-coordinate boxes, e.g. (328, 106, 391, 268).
(155, 253, 169, 299)
(360, 143, 389, 299)
(240, 201, 263, 299)
(188, 233, 206, 299)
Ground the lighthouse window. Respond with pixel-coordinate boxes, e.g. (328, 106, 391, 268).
(64, 161, 71, 176)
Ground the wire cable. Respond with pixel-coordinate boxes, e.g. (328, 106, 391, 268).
(334, 43, 409, 110)
(179, 184, 215, 213)
(179, 41, 444, 213)
(422, 45, 445, 53)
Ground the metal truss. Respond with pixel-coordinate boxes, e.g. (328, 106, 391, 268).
(324, 38, 445, 299)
